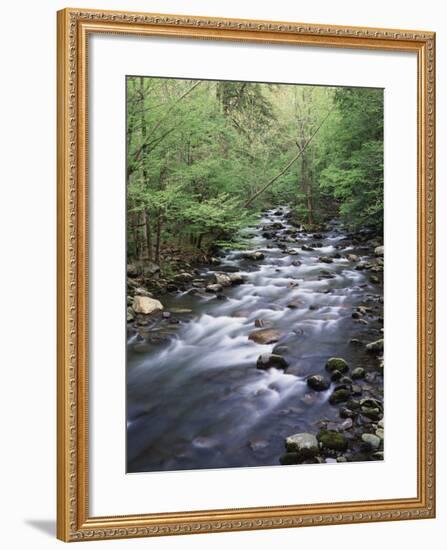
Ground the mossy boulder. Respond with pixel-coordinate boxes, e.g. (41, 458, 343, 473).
(317, 430, 348, 452)
(325, 357, 349, 374)
(329, 388, 351, 405)
(279, 452, 300, 465)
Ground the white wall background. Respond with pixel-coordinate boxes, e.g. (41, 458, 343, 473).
(0, 0, 445, 548)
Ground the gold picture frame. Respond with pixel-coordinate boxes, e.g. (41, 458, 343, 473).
(57, 7, 436, 542)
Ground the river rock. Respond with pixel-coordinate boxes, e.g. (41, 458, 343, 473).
(287, 299, 304, 309)
(370, 275, 380, 284)
(361, 407, 382, 421)
(330, 370, 343, 382)
(213, 273, 232, 287)
(360, 397, 383, 410)
(242, 251, 265, 261)
(307, 374, 331, 391)
(285, 433, 319, 459)
(267, 222, 285, 230)
(375, 245, 384, 256)
(206, 284, 223, 293)
(361, 433, 381, 450)
(352, 367, 366, 379)
(319, 256, 334, 264)
(340, 418, 353, 430)
(141, 262, 161, 277)
(291, 259, 302, 267)
(329, 388, 351, 405)
(174, 272, 194, 283)
(256, 353, 288, 370)
(366, 338, 384, 353)
(228, 273, 245, 285)
(325, 357, 349, 373)
(317, 430, 348, 451)
(127, 307, 135, 322)
(339, 406, 356, 419)
(134, 287, 153, 297)
(249, 329, 282, 344)
(319, 269, 335, 279)
(133, 296, 164, 315)
(347, 254, 358, 261)
(301, 244, 314, 251)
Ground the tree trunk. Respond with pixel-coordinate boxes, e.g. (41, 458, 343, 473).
(306, 183, 314, 225)
(138, 77, 153, 260)
(155, 212, 163, 265)
(301, 150, 314, 226)
(130, 211, 139, 261)
(143, 209, 153, 261)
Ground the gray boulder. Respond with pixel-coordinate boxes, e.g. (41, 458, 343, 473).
(133, 296, 163, 315)
(361, 433, 381, 450)
(285, 432, 319, 460)
(213, 273, 232, 287)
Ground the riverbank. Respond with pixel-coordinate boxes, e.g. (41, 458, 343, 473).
(126, 206, 384, 471)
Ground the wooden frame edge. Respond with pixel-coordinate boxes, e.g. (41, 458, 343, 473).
(57, 7, 436, 542)
(57, 7, 71, 543)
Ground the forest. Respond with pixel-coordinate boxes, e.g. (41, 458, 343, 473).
(126, 77, 383, 271)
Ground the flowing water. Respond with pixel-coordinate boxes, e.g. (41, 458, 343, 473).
(127, 207, 383, 472)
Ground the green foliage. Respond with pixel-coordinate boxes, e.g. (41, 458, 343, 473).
(126, 76, 383, 265)
(320, 88, 384, 230)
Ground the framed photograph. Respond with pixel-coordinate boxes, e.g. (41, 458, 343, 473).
(57, 7, 436, 542)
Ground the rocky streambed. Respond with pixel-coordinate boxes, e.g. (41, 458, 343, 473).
(126, 207, 384, 472)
